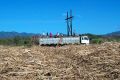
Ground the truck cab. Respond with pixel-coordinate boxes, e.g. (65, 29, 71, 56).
(80, 36, 90, 44)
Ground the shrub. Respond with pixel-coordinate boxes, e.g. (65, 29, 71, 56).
(91, 38, 103, 44)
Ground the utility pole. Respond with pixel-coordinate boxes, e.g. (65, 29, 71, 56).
(66, 12, 69, 36)
(65, 10, 73, 36)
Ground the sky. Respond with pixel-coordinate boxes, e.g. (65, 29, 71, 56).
(0, 0, 120, 35)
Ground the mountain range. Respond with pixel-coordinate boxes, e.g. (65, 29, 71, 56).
(0, 31, 120, 39)
(0, 31, 35, 39)
(105, 31, 120, 37)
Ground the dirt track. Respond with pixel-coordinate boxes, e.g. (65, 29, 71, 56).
(0, 42, 120, 80)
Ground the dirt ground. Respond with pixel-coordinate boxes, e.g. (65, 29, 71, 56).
(0, 42, 120, 80)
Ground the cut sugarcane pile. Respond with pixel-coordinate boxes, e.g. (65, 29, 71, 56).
(0, 42, 120, 80)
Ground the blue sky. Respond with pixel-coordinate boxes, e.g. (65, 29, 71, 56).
(0, 0, 120, 34)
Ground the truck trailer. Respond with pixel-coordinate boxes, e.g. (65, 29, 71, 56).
(39, 36, 89, 45)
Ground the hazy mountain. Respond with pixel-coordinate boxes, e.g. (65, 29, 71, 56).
(105, 31, 120, 37)
(0, 31, 120, 39)
(0, 31, 35, 39)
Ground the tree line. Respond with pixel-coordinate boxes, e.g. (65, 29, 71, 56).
(0, 34, 119, 46)
(0, 36, 37, 46)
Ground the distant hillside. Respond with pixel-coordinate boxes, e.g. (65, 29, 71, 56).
(0, 31, 35, 39)
(0, 31, 120, 39)
(105, 31, 120, 37)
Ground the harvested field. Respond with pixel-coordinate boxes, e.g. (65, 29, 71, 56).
(0, 42, 120, 80)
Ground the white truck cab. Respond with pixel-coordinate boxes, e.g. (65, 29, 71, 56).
(81, 36, 90, 45)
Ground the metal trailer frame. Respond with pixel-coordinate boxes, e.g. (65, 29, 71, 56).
(39, 37, 80, 45)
